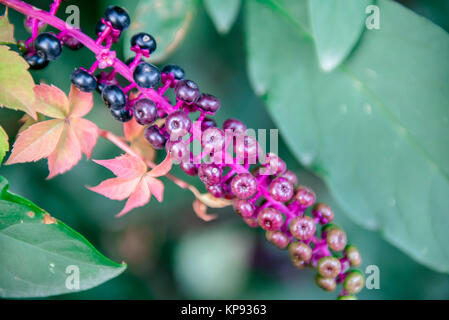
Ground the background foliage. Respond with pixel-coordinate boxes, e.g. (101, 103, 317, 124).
(0, 0, 448, 299)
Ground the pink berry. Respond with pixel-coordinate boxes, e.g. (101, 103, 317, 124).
(266, 231, 289, 250)
(281, 171, 298, 185)
(257, 207, 284, 231)
(289, 242, 312, 262)
(230, 173, 257, 199)
(326, 227, 347, 252)
(233, 199, 255, 218)
(198, 164, 222, 186)
(289, 216, 316, 241)
(317, 256, 341, 279)
(268, 177, 294, 202)
(312, 203, 334, 224)
(294, 186, 316, 208)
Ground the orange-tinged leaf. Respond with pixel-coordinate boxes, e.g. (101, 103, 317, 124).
(148, 153, 172, 177)
(47, 124, 82, 179)
(0, 9, 15, 44)
(145, 176, 164, 202)
(6, 119, 64, 164)
(70, 118, 98, 158)
(68, 85, 93, 118)
(123, 117, 142, 141)
(116, 179, 151, 217)
(87, 177, 141, 201)
(193, 199, 218, 222)
(92, 154, 147, 179)
(33, 84, 69, 119)
(131, 135, 156, 161)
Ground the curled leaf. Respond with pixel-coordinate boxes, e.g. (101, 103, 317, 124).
(193, 199, 218, 222)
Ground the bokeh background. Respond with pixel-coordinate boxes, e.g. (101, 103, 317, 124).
(1, 0, 449, 299)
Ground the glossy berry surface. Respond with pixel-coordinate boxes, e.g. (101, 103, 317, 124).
(61, 34, 83, 50)
(201, 117, 216, 131)
(198, 164, 222, 186)
(34, 32, 61, 61)
(166, 140, 188, 163)
(230, 173, 257, 199)
(110, 107, 132, 122)
(233, 199, 254, 218)
(162, 64, 185, 80)
(95, 21, 107, 36)
(24, 51, 48, 70)
(257, 207, 284, 231)
(289, 242, 312, 262)
(223, 118, 246, 134)
(196, 94, 221, 113)
(343, 270, 364, 294)
(326, 227, 347, 252)
(345, 245, 362, 267)
(268, 177, 294, 202)
(104, 6, 130, 31)
(71, 69, 97, 93)
(266, 231, 289, 250)
(175, 79, 200, 103)
(179, 162, 197, 176)
(202, 128, 224, 150)
(295, 186, 316, 208)
(133, 99, 157, 125)
(144, 126, 166, 150)
(317, 257, 341, 278)
(312, 203, 334, 224)
(101, 85, 126, 109)
(207, 184, 226, 198)
(165, 110, 191, 139)
(281, 171, 298, 186)
(131, 32, 156, 53)
(133, 62, 161, 89)
(315, 275, 337, 292)
(289, 216, 316, 241)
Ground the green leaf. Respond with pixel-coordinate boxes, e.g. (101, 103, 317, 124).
(0, 9, 15, 44)
(0, 45, 36, 119)
(0, 176, 126, 298)
(0, 125, 8, 163)
(308, 0, 372, 71)
(124, 0, 197, 63)
(204, 0, 241, 34)
(246, 0, 449, 272)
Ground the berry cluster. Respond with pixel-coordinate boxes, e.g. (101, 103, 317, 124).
(12, 0, 364, 299)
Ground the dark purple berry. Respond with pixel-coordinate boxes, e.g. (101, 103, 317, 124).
(257, 207, 284, 231)
(165, 110, 191, 139)
(289, 242, 312, 262)
(266, 231, 289, 250)
(144, 126, 166, 150)
(133, 62, 161, 88)
(345, 245, 362, 267)
(133, 98, 157, 125)
(110, 107, 132, 122)
(233, 199, 255, 218)
(95, 21, 107, 36)
(198, 164, 222, 186)
(162, 64, 185, 80)
(34, 32, 61, 61)
(295, 186, 316, 208)
(327, 227, 347, 252)
(96, 73, 119, 94)
(268, 177, 294, 202)
(104, 6, 130, 31)
(207, 184, 226, 198)
(24, 51, 48, 70)
(201, 117, 216, 131)
(61, 34, 83, 50)
(202, 128, 224, 150)
(315, 275, 337, 292)
(317, 256, 341, 279)
(282, 171, 298, 186)
(101, 85, 126, 109)
(131, 32, 156, 53)
(196, 94, 221, 113)
(223, 118, 246, 134)
(175, 79, 200, 104)
(343, 270, 364, 294)
(289, 216, 316, 241)
(312, 203, 334, 224)
(71, 69, 97, 93)
(230, 173, 257, 199)
(180, 162, 197, 176)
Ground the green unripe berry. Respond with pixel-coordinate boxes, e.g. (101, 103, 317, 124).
(345, 245, 362, 267)
(315, 274, 336, 292)
(344, 270, 365, 294)
(317, 256, 341, 278)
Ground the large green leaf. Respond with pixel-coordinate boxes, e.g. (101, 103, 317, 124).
(0, 125, 8, 163)
(246, 0, 449, 272)
(204, 0, 241, 34)
(124, 0, 198, 63)
(0, 176, 126, 298)
(0, 45, 36, 118)
(0, 9, 15, 44)
(308, 0, 372, 71)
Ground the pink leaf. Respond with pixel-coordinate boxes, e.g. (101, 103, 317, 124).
(145, 176, 164, 202)
(68, 85, 94, 118)
(116, 179, 151, 217)
(148, 153, 172, 177)
(33, 84, 69, 119)
(6, 119, 64, 164)
(193, 199, 218, 222)
(92, 154, 147, 179)
(123, 117, 143, 141)
(87, 177, 141, 201)
(70, 118, 98, 158)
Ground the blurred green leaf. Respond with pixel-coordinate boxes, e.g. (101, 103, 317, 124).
(0, 125, 7, 163)
(308, 0, 372, 71)
(246, 0, 449, 272)
(0, 176, 126, 298)
(174, 225, 254, 298)
(124, 0, 198, 63)
(203, 0, 241, 34)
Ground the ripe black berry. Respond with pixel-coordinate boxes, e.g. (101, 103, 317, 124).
(95, 21, 107, 36)
(24, 51, 49, 70)
(131, 32, 156, 53)
(110, 107, 132, 122)
(144, 126, 166, 150)
(196, 94, 221, 113)
(104, 6, 130, 31)
(101, 85, 127, 109)
(133, 98, 157, 125)
(71, 69, 97, 93)
(34, 32, 62, 61)
(133, 62, 161, 88)
(162, 64, 185, 80)
(165, 110, 191, 139)
(175, 79, 200, 104)
(198, 164, 222, 186)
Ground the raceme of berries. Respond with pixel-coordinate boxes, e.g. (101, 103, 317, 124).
(8, 0, 365, 299)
